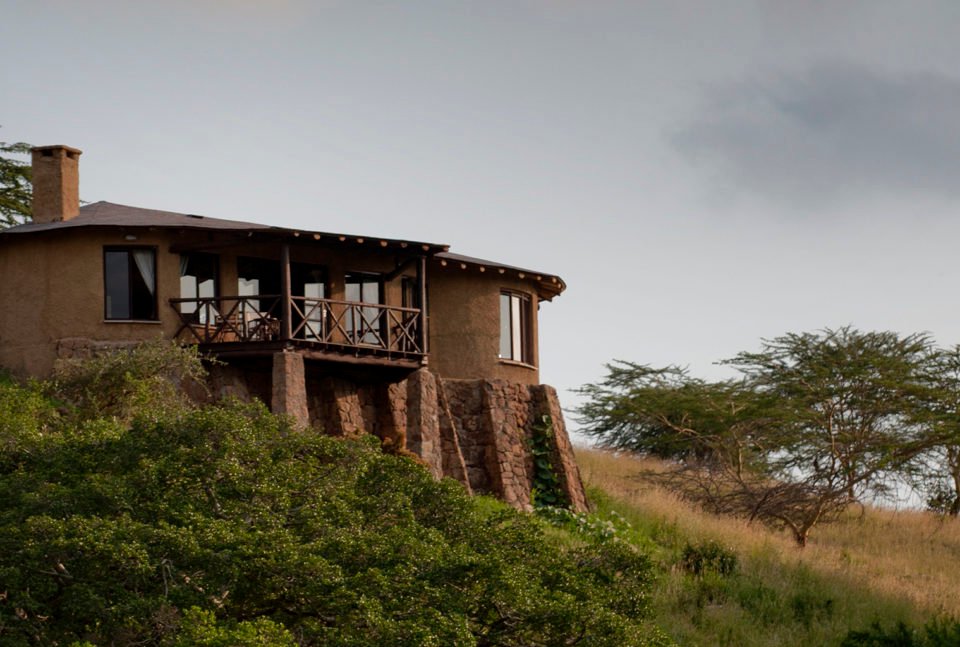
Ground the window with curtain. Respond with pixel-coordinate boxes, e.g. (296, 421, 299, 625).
(104, 247, 157, 320)
(179, 253, 218, 322)
(237, 256, 281, 314)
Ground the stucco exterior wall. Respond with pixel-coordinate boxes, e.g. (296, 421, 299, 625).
(0, 230, 181, 376)
(0, 229, 547, 386)
(427, 267, 540, 384)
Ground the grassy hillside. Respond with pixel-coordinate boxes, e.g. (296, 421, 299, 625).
(576, 447, 960, 647)
(6, 342, 960, 646)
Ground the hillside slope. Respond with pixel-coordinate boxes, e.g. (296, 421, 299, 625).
(576, 447, 960, 646)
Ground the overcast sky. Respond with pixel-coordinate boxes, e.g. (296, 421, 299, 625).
(4, 1, 960, 430)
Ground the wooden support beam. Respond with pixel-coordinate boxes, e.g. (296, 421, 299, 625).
(280, 243, 292, 341)
(301, 349, 422, 369)
(384, 256, 418, 282)
(418, 255, 429, 356)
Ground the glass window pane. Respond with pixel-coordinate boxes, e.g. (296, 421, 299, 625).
(499, 293, 512, 359)
(180, 276, 198, 313)
(303, 281, 325, 341)
(238, 278, 259, 296)
(180, 253, 217, 320)
(198, 278, 215, 300)
(361, 280, 379, 305)
(511, 295, 523, 361)
(105, 251, 130, 319)
(345, 282, 360, 302)
(238, 277, 259, 313)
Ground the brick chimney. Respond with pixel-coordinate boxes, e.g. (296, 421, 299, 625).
(31, 145, 82, 223)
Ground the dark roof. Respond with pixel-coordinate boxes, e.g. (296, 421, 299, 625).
(2, 201, 566, 297)
(0, 201, 448, 253)
(435, 252, 566, 300)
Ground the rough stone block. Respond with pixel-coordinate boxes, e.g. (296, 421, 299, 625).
(271, 351, 310, 429)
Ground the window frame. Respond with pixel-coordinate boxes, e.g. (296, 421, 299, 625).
(103, 246, 159, 322)
(292, 262, 329, 341)
(345, 271, 384, 345)
(499, 290, 533, 366)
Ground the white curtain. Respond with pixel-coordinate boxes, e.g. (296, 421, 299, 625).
(132, 250, 156, 296)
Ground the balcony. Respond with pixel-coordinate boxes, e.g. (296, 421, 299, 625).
(170, 295, 426, 366)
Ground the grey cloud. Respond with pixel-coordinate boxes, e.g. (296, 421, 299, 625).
(673, 63, 960, 207)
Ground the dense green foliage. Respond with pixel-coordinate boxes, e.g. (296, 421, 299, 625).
(841, 618, 960, 647)
(577, 328, 960, 545)
(0, 346, 667, 646)
(49, 339, 209, 424)
(0, 135, 32, 228)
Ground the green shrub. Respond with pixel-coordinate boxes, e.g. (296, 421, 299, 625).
(0, 377, 54, 466)
(172, 608, 297, 647)
(0, 365, 667, 646)
(50, 338, 207, 423)
(680, 540, 738, 577)
(537, 505, 632, 543)
(790, 589, 834, 629)
(734, 578, 783, 626)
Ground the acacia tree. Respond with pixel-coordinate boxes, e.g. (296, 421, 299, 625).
(575, 363, 834, 545)
(575, 362, 775, 467)
(0, 135, 32, 228)
(916, 345, 960, 515)
(725, 328, 936, 505)
(577, 328, 939, 546)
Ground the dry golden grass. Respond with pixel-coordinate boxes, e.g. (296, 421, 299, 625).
(575, 446, 960, 618)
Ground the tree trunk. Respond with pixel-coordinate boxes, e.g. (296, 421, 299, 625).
(949, 451, 960, 517)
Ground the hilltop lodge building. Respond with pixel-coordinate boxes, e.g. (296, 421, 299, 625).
(0, 145, 586, 511)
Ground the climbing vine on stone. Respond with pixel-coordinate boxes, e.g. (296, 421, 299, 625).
(530, 415, 568, 508)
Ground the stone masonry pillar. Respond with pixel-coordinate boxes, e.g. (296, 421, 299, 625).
(271, 351, 310, 428)
(405, 368, 444, 478)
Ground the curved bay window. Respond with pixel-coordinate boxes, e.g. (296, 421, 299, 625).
(104, 247, 157, 320)
(499, 291, 532, 364)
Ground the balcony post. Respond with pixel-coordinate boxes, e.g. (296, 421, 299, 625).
(418, 255, 428, 355)
(280, 243, 292, 341)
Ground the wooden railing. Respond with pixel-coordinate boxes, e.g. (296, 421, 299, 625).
(170, 295, 282, 344)
(290, 296, 422, 355)
(170, 295, 423, 356)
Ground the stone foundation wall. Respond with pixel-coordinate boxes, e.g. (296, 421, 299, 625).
(55, 337, 140, 361)
(281, 362, 586, 512)
(50, 342, 585, 511)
